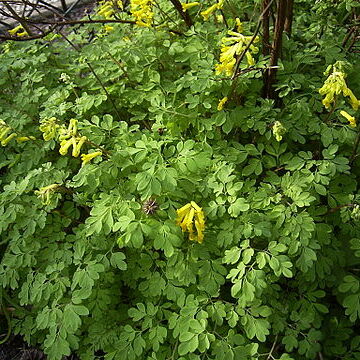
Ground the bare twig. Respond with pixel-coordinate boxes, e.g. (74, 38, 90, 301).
(284, 0, 293, 35)
(58, 31, 121, 120)
(2, 1, 33, 35)
(169, 0, 192, 27)
(263, 0, 287, 99)
(266, 335, 278, 360)
(231, 0, 275, 80)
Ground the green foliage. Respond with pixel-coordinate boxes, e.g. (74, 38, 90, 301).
(1, 0, 360, 359)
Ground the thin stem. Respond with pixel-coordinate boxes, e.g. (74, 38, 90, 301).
(2, 1, 33, 35)
(266, 335, 278, 360)
(169, 0, 193, 27)
(231, 0, 275, 80)
(58, 31, 121, 121)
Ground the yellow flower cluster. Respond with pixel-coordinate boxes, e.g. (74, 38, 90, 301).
(130, 0, 154, 27)
(201, 0, 224, 21)
(181, 2, 199, 11)
(217, 96, 228, 111)
(8, 25, 28, 37)
(97, 0, 123, 19)
(215, 30, 259, 77)
(176, 201, 205, 244)
(0, 120, 35, 146)
(319, 65, 359, 110)
(39, 117, 60, 141)
(58, 119, 87, 157)
(39, 118, 102, 165)
(340, 110, 357, 128)
(35, 184, 61, 205)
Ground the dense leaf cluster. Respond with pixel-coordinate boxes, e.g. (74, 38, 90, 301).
(1, 1, 360, 359)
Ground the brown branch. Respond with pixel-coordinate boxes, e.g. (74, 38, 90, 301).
(262, 0, 271, 56)
(266, 335, 278, 360)
(0, 28, 53, 41)
(326, 203, 355, 215)
(284, 0, 293, 35)
(26, 18, 136, 26)
(263, 0, 287, 99)
(231, 0, 275, 80)
(58, 31, 121, 121)
(169, 0, 193, 27)
(2, 1, 33, 35)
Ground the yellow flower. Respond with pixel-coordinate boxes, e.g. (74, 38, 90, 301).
(217, 97, 228, 111)
(176, 201, 205, 244)
(340, 110, 357, 128)
(81, 151, 103, 165)
(235, 18, 243, 32)
(1, 133, 17, 146)
(0, 120, 17, 146)
(200, 3, 218, 21)
(343, 88, 360, 111)
(0, 121, 11, 141)
(59, 137, 76, 156)
(181, 2, 199, 11)
(8, 25, 28, 37)
(200, 0, 224, 21)
(72, 136, 87, 157)
(216, 14, 224, 23)
(16, 136, 36, 143)
(104, 25, 114, 32)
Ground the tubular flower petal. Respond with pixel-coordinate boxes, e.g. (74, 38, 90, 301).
(176, 203, 192, 225)
(8, 25, 28, 37)
(200, 3, 219, 21)
(0, 127, 11, 141)
(68, 119, 78, 136)
(59, 137, 76, 156)
(104, 25, 114, 32)
(1, 133, 17, 146)
(217, 97, 228, 111)
(235, 18, 243, 32)
(72, 136, 87, 157)
(340, 110, 357, 128)
(16, 136, 36, 143)
(181, 2, 199, 11)
(81, 151, 103, 165)
(176, 201, 205, 244)
(343, 88, 360, 111)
